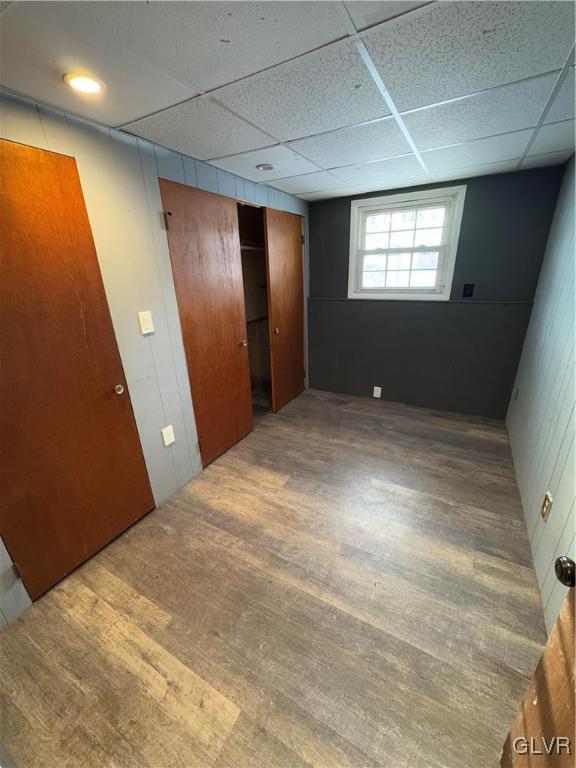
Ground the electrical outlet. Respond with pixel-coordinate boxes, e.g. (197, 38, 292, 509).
(373, 386, 382, 398)
(161, 424, 175, 447)
(541, 491, 553, 521)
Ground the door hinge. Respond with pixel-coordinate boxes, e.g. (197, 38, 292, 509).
(301, 234, 304, 245)
(163, 211, 173, 230)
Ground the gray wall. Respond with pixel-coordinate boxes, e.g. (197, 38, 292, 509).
(308, 168, 563, 418)
(507, 157, 575, 632)
(0, 89, 307, 620)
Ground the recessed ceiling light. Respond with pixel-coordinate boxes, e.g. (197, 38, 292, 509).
(63, 72, 104, 95)
(256, 163, 274, 171)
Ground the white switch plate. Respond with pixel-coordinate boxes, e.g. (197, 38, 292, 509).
(373, 386, 382, 398)
(161, 424, 175, 447)
(138, 310, 155, 335)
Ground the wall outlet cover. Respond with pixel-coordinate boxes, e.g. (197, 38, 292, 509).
(138, 310, 155, 335)
(161, 424, 175, 447)
(541, 491, 553, 521)
(373, 386, 382, 398)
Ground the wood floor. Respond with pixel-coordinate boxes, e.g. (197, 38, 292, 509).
(0, 390, 547, 768)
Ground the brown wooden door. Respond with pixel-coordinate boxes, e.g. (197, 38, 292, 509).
(159, 181, 252, 466)
(501, 589, 575, 767)
(264, 209, 305, 412)
(0, 140, 154, 600)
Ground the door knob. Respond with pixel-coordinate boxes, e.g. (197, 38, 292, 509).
(274, 327, 280, 335)
(240, 339, 248, 347)
(555, 556, 575, 587)
(114, 384, 125, 395)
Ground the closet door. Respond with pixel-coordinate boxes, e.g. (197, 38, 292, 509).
(159, 181, 252, 466)
(0, 140, 155, 599)
(264, 209, 305, 412)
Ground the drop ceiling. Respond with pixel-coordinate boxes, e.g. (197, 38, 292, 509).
(1, 1, 574, 200)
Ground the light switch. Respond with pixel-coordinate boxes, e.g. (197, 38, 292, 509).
(161, 424, 175, 447)
(138, 310, 155, 335)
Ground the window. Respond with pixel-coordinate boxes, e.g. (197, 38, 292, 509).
(348, 185, 466, 301)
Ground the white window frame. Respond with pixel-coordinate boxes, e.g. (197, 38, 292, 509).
(347, 185, 467, 301)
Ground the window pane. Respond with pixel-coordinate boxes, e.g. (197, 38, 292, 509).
(412, 252, 438, 270)
(366, 213, 390, 233)
(414, 228, 442, 247)
(387, 252, 411, 270)
(362, 271, 387, 288)
(416, 207, 445, 228)
(391, 210, 416, 230)
(390, 230, 414, 248)
(386, 270, 410, 288)
(363, 254, 387, 271)
(410, 270, 437, 287)
(365, 232, 390, 250)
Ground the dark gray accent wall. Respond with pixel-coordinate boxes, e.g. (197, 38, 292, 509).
(308, 167, 564, 419)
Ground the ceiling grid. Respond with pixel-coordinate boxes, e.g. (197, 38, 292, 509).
(516, 46, 576, 169)
(352, 38, 430, 175)
(1, 0, 574, 199)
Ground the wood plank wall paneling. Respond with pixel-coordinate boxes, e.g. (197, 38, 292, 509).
(0, 538, 31, 624)
(1, 96, 201, 506)
(0, 88, 307, 622)
(507, 156, 575, 632)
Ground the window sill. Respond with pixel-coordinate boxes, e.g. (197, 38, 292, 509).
(347, 290, 450, 301)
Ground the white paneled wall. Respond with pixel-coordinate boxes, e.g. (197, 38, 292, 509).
(0, 88, 306, 504)
(1, 90, 202, 506)
(0, 88, 306, 621)
(507, 156, 575, 632)
(0, 538, 31, 626)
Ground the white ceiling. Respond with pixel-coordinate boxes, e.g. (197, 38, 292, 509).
(1, 1, 574, 200)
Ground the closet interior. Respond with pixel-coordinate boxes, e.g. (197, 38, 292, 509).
(238, 202, 272, 416)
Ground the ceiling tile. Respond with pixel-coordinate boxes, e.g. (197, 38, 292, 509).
(521, 149, 573, 169)
(528, 120, 575, 156)
(421, 130, 533, 172)
(331, 153, 425, 184)
(429, 159, 521, 183)
(0, 2, 197, 126)
(301, 182, 428, 201)
(300, 188, 353, 201)
(404, 74, 556, 152)
(75, 1, 352, 92)
(304, 148, 573, 199)
(363, 1, 575, 111)
(344, 1, 429, 31)
(123, 97, 272, 160)
(268, 171, 344, 194)
(208, 144, 319, 181)
(287, 117, 411, 168)
(215, 41, 390, 142)
(545, 70, 576, 124)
